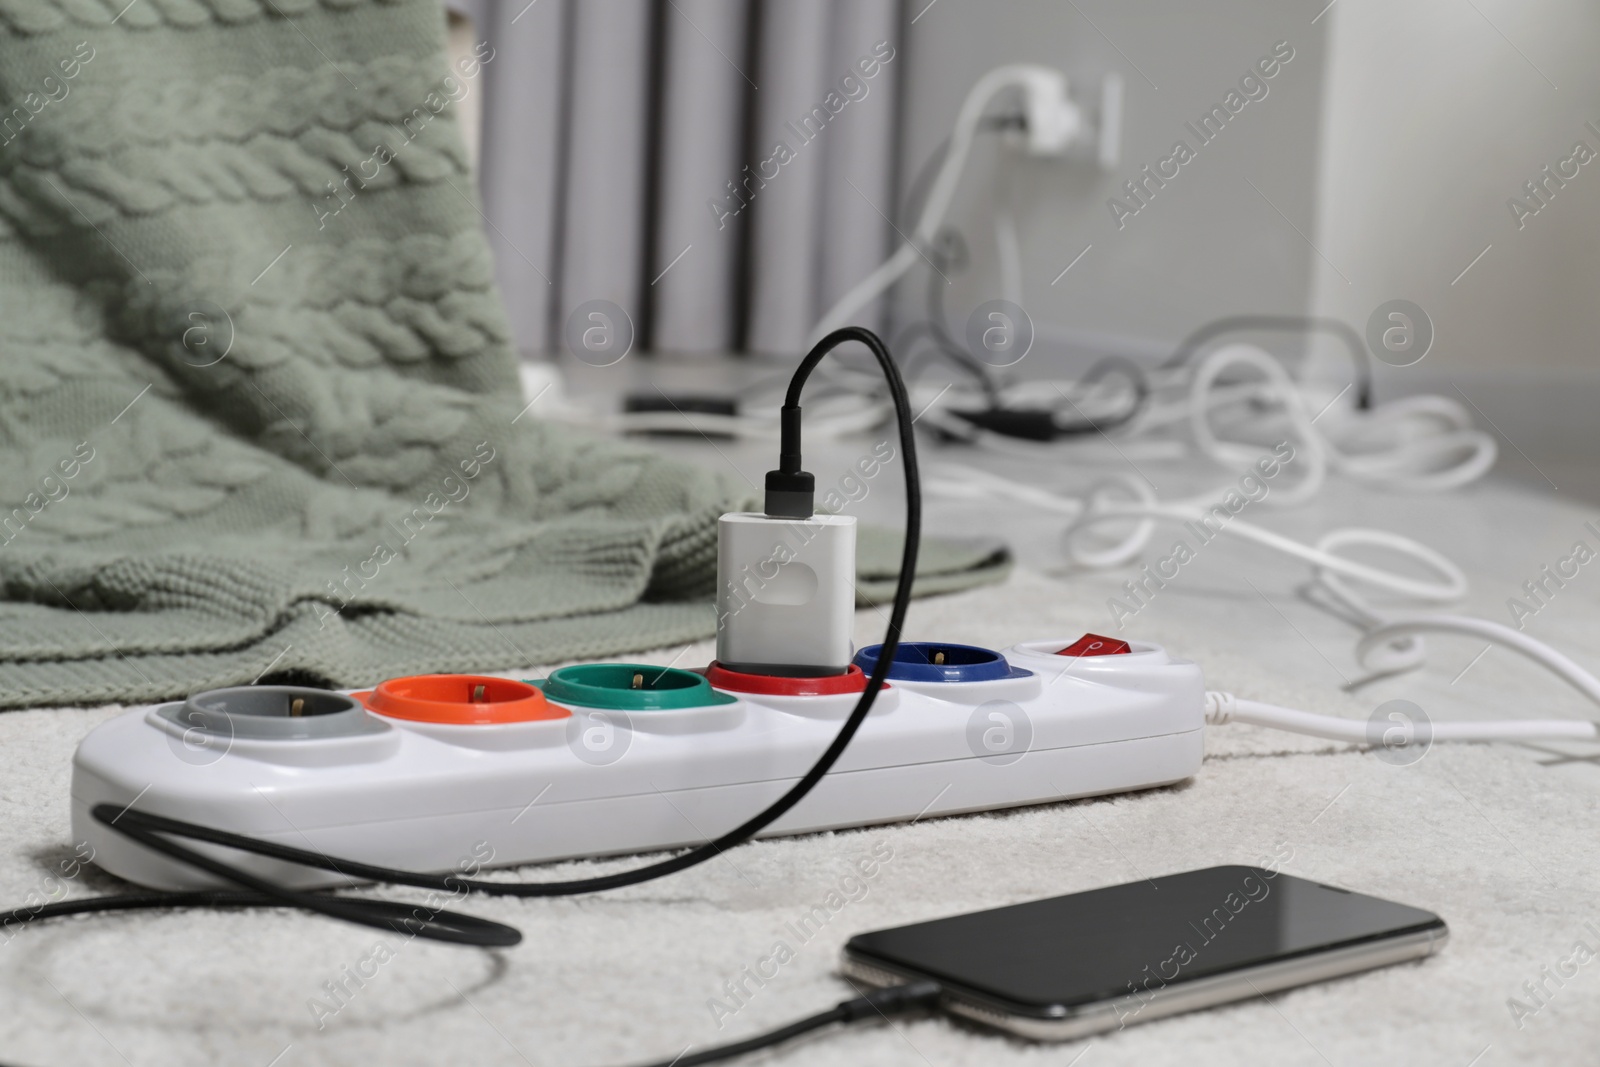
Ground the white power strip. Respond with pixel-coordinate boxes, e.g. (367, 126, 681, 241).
(72, 638, 1202, 891)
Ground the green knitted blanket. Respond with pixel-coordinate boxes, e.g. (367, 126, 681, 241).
(0, 0, 1007, 710)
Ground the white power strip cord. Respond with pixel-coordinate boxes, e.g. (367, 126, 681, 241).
(1203, 691, 1599, 743)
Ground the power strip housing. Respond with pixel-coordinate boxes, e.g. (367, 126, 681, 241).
(71, 638, 1205, 891)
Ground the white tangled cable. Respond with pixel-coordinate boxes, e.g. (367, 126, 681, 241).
(927, 345, 1483, 598)
(1171, 344, 1496, 495)
(929, 463, 1600, 748)
(926, 342, 1600, 741)
(928, 461, 1469, 606)
(899, 341, 1496, 495)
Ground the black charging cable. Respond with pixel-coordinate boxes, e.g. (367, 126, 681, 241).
(0, 979, 943, 1067)
(634, 980, 944, 1067)
(1, 326, 923, 963)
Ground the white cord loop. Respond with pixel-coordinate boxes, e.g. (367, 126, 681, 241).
(1357, 616, 1600, 708)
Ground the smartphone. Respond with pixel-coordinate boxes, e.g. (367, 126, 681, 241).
(841, 865, 1447, 1040)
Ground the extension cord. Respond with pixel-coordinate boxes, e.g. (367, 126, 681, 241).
(70, 636, 1600, 894)
(38, 320, 1599, 997)
(71, 638, 1206, 891)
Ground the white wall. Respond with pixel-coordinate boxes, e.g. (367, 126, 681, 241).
(894, 1, 1330, 363)
(1309, 0, 1600, 464)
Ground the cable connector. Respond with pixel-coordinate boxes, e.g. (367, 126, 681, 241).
(838, 980, 944, 1022)
(764, 403, 815, 518)
(636, 980, 942, 1067)
(763, 470, 815, 519)
(1016, 67, 1082, 155)
(1204, 690, 1238, 726)
(1008, 67, 1122, 167)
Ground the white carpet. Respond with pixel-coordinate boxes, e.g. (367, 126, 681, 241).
(1, 535, 1598, 1067)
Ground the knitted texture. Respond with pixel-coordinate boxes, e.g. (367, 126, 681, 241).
(0, 1, 1008, 709)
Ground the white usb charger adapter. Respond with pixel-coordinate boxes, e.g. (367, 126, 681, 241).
(715, 512, 857, 676)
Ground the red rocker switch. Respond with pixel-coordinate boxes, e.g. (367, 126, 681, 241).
(1056, 634, 1132, 657)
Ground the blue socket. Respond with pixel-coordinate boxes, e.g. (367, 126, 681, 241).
(852, 642, 1031, 683)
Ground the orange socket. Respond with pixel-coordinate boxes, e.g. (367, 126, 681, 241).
(357, 674, 569, 725)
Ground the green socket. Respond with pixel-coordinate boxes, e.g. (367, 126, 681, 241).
(531, 664, 736, 711)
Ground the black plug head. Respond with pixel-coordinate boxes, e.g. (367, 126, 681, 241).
(764, 469, 815, 519)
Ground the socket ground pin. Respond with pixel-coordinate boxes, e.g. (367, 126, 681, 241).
(290, 697, 305, 717)
(934, 651, 946, 665)
(471, 684, 486, 702)
(632, 673, 644, 689)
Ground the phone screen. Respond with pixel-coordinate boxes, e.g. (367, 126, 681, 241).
(845, 866, 1444, 1015)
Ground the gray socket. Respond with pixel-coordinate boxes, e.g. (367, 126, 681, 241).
(157, 686, 385, 741)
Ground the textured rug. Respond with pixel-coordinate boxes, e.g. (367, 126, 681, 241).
(0, 546, 1594, 1067)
